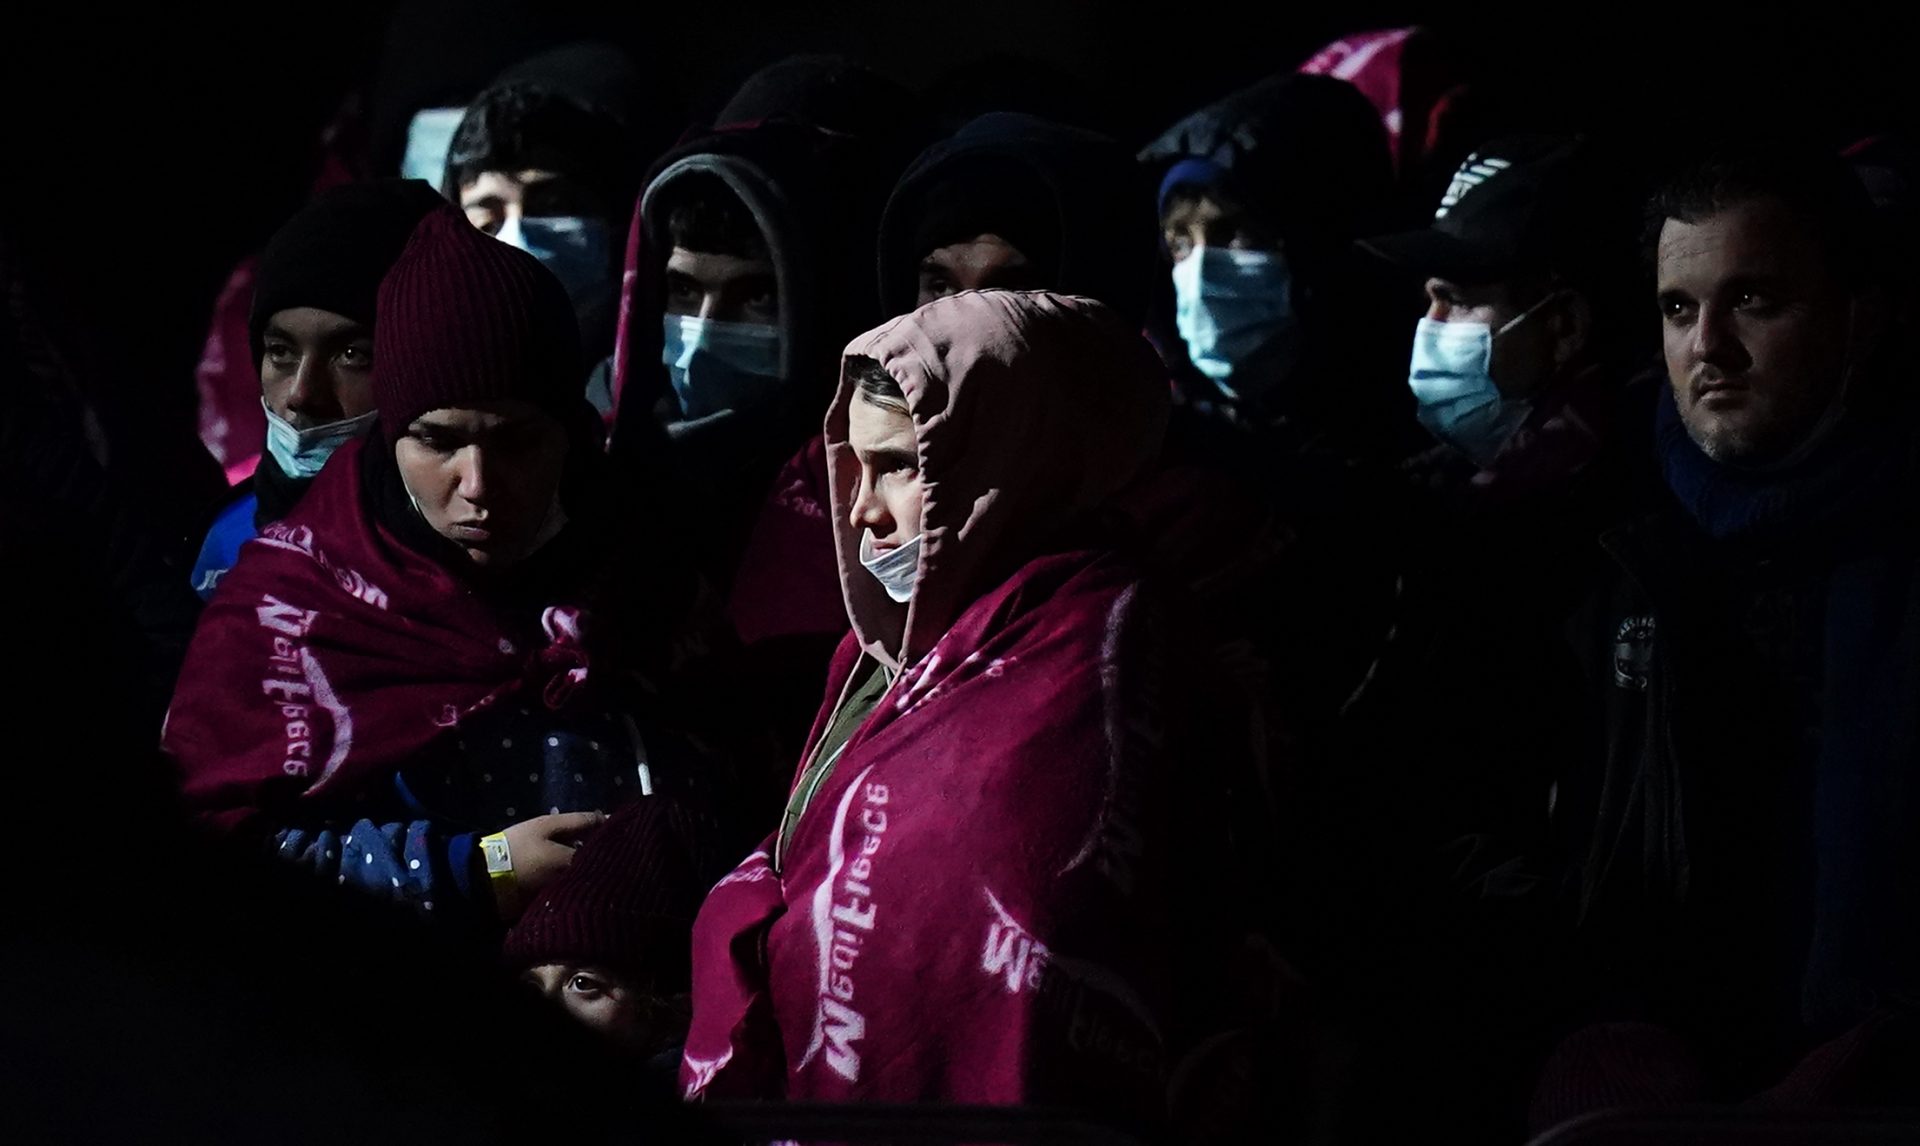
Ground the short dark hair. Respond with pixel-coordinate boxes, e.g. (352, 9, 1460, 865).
(1160, 183, 1274, 240)
(443, 82, 635, 208)
(847, 355, 906, 411)
(662, 174, 770, 260)
(1647, 140, 1881, 286)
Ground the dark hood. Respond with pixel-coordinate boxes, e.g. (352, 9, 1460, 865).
(879, 113, 1155, 328)
(603, 115, 913, 587)
(609, 119, 910, 446)
(711, 53, 921, 141)
(1139, 75, 1414, 458)
(1139, 73, 1393, 263)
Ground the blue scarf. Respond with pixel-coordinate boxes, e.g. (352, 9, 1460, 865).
(1657, 385, 1901, 543)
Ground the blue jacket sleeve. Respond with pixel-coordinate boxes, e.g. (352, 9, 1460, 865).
(272, 820, 490, 919)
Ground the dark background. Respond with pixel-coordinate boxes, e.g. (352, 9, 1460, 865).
(0, 2, 1912, 476)
(0, 6, 1912, 1137)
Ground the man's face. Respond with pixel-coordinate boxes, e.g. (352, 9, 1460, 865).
(1161, 191, 1281, 264)
(1423, 276, 1566, 400)
(458, 169, 605, 236)
(259, 307, 375, 427)
(524, 964, 643, 1044)
(915, 233, 1045, 307)
(1657, 197, 1858, 465)
(393, 400, 568, 568)
(664, 246, 777, 325)
(847, 393, 923, 550)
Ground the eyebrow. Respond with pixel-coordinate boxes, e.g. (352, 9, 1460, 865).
(412, 413, 538, 434)
(520, 175, 581, 199)
(977, 268, 1042, 290)
(264, 322, 371, 344)
(720, 273, 778, 301)
(1717, 273, 1792, 296)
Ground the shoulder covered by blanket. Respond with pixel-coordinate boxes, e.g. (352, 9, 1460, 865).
(164, 438, 615, 831)
(685, 545, 1245, 1114)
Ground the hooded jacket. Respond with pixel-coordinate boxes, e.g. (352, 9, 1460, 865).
(726, 114, 1157, 655)
(606, 116, 908, 590)
(1138, 73, 1415, 460)
(680, 292, 1250, 1118)
(878, 112, 1156, 329)
(1131, 76, 1424, 777)
(1139, 73, 1392, 277)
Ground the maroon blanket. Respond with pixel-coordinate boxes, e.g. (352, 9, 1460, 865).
(163, 438, 596, 830)
(682, 293, 1224, 1120)
(683, 549, 1188, 1117)
(725, 433, 844, 647)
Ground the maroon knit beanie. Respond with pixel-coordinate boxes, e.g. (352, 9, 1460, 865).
(373, 203, 583, 443)
(502, 796, 717, 990)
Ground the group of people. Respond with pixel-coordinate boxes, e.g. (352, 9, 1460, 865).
(10, 21, 1920, 1144)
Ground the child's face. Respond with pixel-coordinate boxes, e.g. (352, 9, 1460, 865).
(524, 963, 643, 1043)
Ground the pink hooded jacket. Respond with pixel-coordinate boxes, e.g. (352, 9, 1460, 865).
(681, 292, 1251, 1122)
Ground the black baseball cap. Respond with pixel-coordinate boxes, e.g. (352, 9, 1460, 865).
(1360, 134, 1613, 284)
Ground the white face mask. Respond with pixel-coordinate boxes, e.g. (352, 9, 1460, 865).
(859, 530, 922, 604)
(1406, 293, 1560, 468)
(261, 398, 377, 479)
(402, 107, 467, 184)
(1172, 247, 1299, 402)
(496, 215, 613, 311)
(661, 315, 783, 420)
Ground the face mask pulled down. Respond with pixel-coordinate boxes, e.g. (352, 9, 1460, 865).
(1407, 293, 1560, 468)
(859, 530, 922, 604)
(1173, 247, 1299, 402)
(661, 315, 783, 421)
(262, 398, 377, 479)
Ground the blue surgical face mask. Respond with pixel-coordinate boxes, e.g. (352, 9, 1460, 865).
(402, 107, 466, 184)
(1172, 247, 1299, 402)
(661, 315, 783, 420)
(1406, 293, 1561, 467)
(497, 215, 613, 311)
(261, 398, 377, 479)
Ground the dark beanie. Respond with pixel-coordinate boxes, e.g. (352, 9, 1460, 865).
(374, 203, 583, 442)
(248, 179, 446, 370)
(502, 796, 718, 989)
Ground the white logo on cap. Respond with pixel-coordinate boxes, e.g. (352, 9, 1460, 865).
(1435, 154, 1512, 220)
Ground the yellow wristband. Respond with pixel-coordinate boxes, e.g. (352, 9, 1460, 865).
(480, 831, 518, 913)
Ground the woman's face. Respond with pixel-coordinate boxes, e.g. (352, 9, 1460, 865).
(847, 393, 923, 551)
(393, 400, 568, 568)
